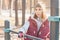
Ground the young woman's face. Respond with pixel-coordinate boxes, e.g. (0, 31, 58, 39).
(35, 7, 43, 18)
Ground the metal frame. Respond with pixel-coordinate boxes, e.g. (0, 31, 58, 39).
(4, 20, 10, 40)
(50, 0, 59, 40)
(4, 20, 42, 40)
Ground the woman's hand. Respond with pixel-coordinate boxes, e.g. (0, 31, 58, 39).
(18, 31, 24, 40)
(18, 31, 24, 38)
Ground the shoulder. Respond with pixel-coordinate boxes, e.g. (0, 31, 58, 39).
(45, 19, 49, 22)
(42, 19, 49, 26)
(28, 16, 36, 21)
(28, 16, 37, 24)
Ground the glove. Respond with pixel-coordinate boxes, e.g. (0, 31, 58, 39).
(18, 31, 24, 38)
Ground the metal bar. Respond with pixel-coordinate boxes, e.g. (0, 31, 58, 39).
(4, 20, 42, 40)
(10, 30, 18, 34)
(5, 20, 10, 40)
(50, 0, 59, 40)
(10, 30, 42, 40)
(24, 34, 42, 40)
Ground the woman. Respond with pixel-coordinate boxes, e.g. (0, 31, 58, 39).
(18, 3, 50, 40)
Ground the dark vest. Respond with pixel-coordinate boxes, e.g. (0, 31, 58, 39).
(24, 18, 50, 40)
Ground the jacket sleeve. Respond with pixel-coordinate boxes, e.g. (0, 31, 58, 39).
(19, 21, 30, 33)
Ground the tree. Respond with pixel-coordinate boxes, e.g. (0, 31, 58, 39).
(9, 0, 12, 17)
(0, 0, 2, 15)
(22, 0, 26, 25)
(15, 0, 18, 26)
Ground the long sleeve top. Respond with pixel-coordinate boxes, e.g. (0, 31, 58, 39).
(19, 17, 42, 33)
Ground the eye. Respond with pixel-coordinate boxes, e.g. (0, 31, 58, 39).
(35, 9, 37, 11)
(39, 9, 41, 11)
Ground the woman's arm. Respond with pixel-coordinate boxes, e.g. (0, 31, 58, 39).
(18, 21, 30, 38)
(19, 21, 30, 33)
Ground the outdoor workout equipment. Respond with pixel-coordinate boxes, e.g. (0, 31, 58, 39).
(4, 20, 42, 40)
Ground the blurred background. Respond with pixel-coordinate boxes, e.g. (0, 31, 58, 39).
(0, 0, 50, 26)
